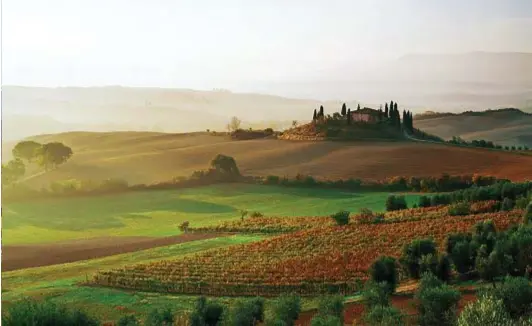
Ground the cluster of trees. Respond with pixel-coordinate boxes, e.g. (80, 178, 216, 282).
(448, 136, 530, 151)
(365, 222, 532, 325)
(2, 140, 73, 186)
(417, 180, 532, 208)
(261, 173, 500, 194)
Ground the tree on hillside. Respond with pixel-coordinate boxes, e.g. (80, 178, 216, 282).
(211, 154, 240, 175)
(385, 103, 389, 118)
(313, 109, 317, 121)
(292, 120, 299, 128)
(12, 140, 42, 162)
(341, 103, 347, 116)
(524, 201, 532, 224)
(228, 116, 242, 132)
(38, 142, 73, 170)
(357, 104, 361, 111)
(347, 109, 352, 125)
(394, 101, 398, 112)
(319, 105, 324, 118)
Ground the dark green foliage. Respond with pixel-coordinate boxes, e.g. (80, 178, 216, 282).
(400, 238, 437, 279)
(448, 202, 470, 216)
(416, 273, 460, 326)
(2, 159, 26, 186)
(472, 220, 498, 254)
(117, 315, 140, 326)
(515, 196, 529, 209)
(364, 306, 405, 326)
(418, 196, 431, 208)
(316, 296, 344, 324)
(458, 294, 512, 326)
(385, 195, 408, 211)
(145, 308, 174, 326)
(489, 276, 532, 319)
(1, 300, 99, 326)
(189, 296, 224, 326)
(270, 295, 301, 326)
(211, 154, 240, 175)
(369, 256, 398, 293)
(501, 197, 515, 211)
(38, 142, 73, 170)
(436, 254, 453, 282)
(449, 239, 476, 276)
(362, 281, 391, 309)
(524, 201, 532, 224)
(330, 211, 349, 226)
(313, 109, 317, 120)
(310, 315, 342, 326)
(475, 244, 512, 285)
(226, 298, 263, 326)
(319, 106, 324, 118)
(341, 103, 347, 116)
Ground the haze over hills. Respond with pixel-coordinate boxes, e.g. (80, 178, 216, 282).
(415, 109, 532, 147)
(2, 52, 532, 141)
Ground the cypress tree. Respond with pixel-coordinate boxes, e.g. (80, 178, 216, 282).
(313, 109, 317, 121)
(319, 105, 324, 118)
(357, 104, 361, 111)
(385, 103, 389, 118)
(341, 103, 347, 116)
(390, 101, 394, 114)
(394, 101, 398, 112)
(347, 109, 352, 125)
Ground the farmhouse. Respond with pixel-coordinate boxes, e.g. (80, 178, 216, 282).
(351, 107, 382, 123)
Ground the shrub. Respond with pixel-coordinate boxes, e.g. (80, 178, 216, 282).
(515, 196, 530, 209)
(386, 195, 408, 211)
(448, 201, 470, 216)
(226, 299, 260, 326)
(362, 281, 391, 309)
(250, 211, 264, 218)
(418, 196, 432, 208)
(310, 315, 342, 326)
(524, 201, 532, 224)
(318, 296, 344, 325)
(145, 308, 174, 326)
(458, 294, 512, 326)
(364, 306, 405, 326)
(118, 315, 140, 326)
(416, 278, 460, 326)
(270, 295, 301, 326)
(475, 246, 512, 285)
(1, 300, 99, 326)
(400, 238, 437, 279)
(436, 254, 453, 282)
(356, 208, 384, 224)
(489, 276, 532, 319)
(189, 297, 224, 326)
(369, 257, 398, 293)
(330, 211, 350, 226)
(501, 197, 515, 211)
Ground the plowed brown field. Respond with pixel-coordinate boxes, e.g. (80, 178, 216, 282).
(4, 132, 531, 187)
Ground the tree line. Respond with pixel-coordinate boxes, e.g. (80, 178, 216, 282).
(448, 136, 530, 151)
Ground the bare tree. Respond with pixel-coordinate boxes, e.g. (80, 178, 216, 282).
(292, 120, 298, 128)
(229, 116, 242, 132)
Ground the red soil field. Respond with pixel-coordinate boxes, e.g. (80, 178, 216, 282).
(1, 233, 224, 272)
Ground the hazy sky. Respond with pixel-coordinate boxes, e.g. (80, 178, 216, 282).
(3, 0, 532, 89)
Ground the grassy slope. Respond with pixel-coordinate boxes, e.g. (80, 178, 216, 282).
(1, 235, 265, 321)
(2, 184, 420, 245)
(3, 131, 532, 188)
(415, 110, 532, 146)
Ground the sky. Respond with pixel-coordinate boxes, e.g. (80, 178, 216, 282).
(2, 0, 532, 89)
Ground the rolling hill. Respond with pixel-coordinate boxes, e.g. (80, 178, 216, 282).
(3, 131, 532, 189)
(415, 108, 532, 147)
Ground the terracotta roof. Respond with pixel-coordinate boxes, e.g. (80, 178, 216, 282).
(353, 107, 380, 115)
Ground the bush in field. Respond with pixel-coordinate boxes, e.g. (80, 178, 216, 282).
(189, 297, 224, 326)
(400, 238, 437, 279)
(357, 208, 384, 224)
(515, 196, 530, 209)
(310, 315, 342, 326)
(330, 211, 350, 226)
(488, 276, 532, 319)
(225, 298, 263, 326)
(448, 201, 470, 216)
(524, 201, 532, 224)
(385, 195, 408, 211)
(118, 315, 140, 326)
(362, 281, 391, 309)
(211, 154, 240, 175)
(458, 294, 512, 326)
(364, 306, 405, 326)
(418, 195, 432, 208)
(501, 197, 515, 211)
(145, 308, 174, 326)
(369, 256, 398, 293)
(1, 300, 99, 326)
(268, 295, 301, 326)
(250, 211, 264, 218)
(436, 254, 453, 282)
(475, 245, 512, 286)
(317, 295, 344, 321)
(415, 273, 460, 326)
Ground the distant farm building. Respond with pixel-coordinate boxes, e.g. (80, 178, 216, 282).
(351, 107, 382, 123)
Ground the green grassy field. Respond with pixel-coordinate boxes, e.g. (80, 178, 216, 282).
(2, 184, 420, 245)
(2, 235, 265, 321)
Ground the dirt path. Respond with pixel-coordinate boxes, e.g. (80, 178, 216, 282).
(2, 233, 223, 272)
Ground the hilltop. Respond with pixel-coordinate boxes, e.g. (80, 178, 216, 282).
(3, 131, 532, 189)
(415, 108, 532, 147)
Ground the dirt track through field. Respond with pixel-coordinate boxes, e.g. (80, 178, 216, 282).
(1, 233, 223, 272)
